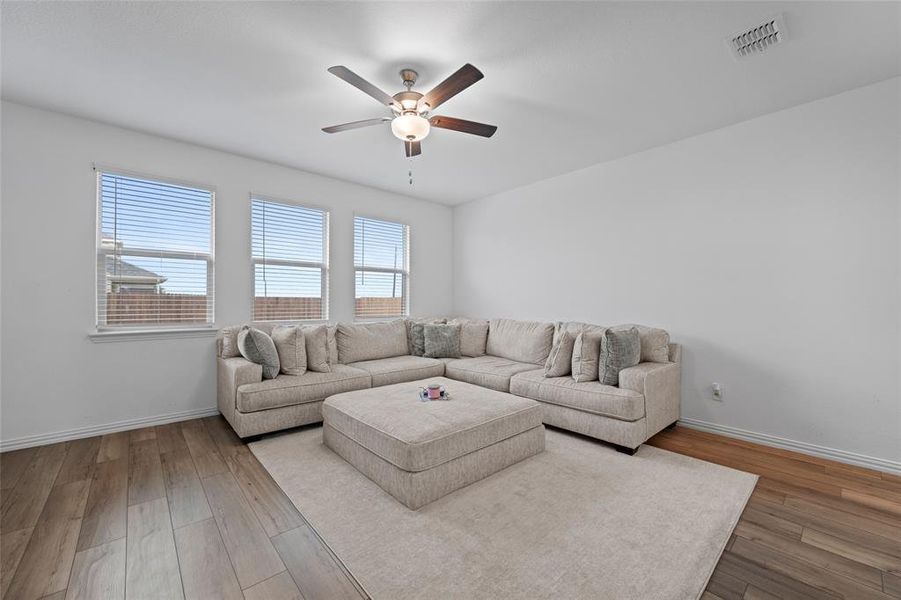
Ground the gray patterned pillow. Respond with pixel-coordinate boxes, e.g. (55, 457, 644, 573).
(423, 324, 462, 359)
(406, 318, 445, 356)
(410, 322, 428, 356)
(237, 326, 280, 379)
(599, 327, 641, 386)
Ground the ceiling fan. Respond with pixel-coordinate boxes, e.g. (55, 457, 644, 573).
(321, 64, 497, 157)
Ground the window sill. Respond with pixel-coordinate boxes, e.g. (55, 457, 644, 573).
(88, 327, 218, 343)
(252, 319, 329, 326)
(354, 316, 409, 323)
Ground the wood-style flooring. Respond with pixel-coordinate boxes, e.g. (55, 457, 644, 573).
(648, 426, 901, 600)
(1, 418, 898, 599)
(0, 417, 365, 600)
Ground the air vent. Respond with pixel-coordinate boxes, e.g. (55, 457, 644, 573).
(728, 14, 787, 59)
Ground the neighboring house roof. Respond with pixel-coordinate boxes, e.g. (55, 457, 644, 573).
(105, 256, 167, 284)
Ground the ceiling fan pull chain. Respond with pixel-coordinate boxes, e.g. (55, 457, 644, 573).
(408, 159, 414, 186)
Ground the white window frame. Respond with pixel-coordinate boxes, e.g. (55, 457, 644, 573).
(251, 194, 330, 323)
(94, 166, 216, 331)
(353, 214, 410, 321)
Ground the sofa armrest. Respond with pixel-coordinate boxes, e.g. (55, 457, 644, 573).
(619, 362, 681, 439)
(217, 357, 262, 422)
(668, 343, 681, 364)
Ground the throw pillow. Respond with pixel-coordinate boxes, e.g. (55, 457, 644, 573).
(302, 324, 331, 373)
(327, 325, 338, 365)
(406, 318, 445, 356)
(218, 325, 242, 358)
(571, 327, 605, 382)
(448, 318, 489, 357)
(423, 323, 462, 358)
(545, 330, 575, 377)
(237, 326, 280, 380)
(631, 324, 671, 363)
(410, 322, 428, 357)
(271, 325, 307, 376)
(599, 327, 642, 386)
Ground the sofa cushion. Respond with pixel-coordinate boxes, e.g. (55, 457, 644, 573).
(423, 323, 462, 359)
(448, 318, 489, 357)
(558, 321, 591, 334)
(599, 327, 641, 386)
(236, 365, 371, 413)
(509, 368, 546, 399)
(348, 355, 445, 387)
(271, 325, 307, 376)
(486, 319, 554, 365)
(536, 376, 645, 421)
(445, 355, 541, 392)
(237, 326, 280, 380)
(322, 377, 542, 472)
(338, 320, 408, 364)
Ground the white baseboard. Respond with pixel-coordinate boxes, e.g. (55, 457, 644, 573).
(4, 410, 897, 477)
(678, 417, 901, 476)
(0, 406, 221, 452)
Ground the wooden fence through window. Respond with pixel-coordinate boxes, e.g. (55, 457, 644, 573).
(105, 293, 405, 324)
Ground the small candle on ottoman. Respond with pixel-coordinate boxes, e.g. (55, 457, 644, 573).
(419, 383, 449, 401)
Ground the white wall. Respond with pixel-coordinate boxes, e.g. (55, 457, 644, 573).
(454, 78, 901, 465)
(0, 102, 453, 446)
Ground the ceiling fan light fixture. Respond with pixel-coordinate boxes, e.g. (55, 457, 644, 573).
(323, 63, 496, 157)
(391, 113, 430, 142)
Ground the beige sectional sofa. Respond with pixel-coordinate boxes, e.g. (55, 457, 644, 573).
(216, 318, 681, 453)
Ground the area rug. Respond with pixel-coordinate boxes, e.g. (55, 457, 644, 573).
(250, 427, 757, 600)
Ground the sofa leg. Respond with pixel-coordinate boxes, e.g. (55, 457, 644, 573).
(614, 444, 638, 456)
(666, 421, 678, 430)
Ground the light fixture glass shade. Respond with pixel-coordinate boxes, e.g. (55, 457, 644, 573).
(391, 114, 430, 142)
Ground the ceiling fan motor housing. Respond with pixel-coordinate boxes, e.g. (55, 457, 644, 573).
(393, 90, 425, 115)
(399, 68, 418, 89)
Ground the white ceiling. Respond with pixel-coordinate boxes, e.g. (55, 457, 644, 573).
(2, 2, 899, 205)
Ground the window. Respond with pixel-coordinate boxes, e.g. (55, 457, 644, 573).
(252, 197, 328, 321)
(96, 171, 214, 328)
(354, 216, 409, 319)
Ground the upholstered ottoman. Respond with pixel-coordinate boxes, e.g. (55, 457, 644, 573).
(322, 377, 545, 509)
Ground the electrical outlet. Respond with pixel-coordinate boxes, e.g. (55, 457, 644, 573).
(712, 383, 723, 401)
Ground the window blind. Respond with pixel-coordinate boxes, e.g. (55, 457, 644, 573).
(354, 216, 409, 319)
(252, 198, 328, 321)
(96, 171, 214, 328)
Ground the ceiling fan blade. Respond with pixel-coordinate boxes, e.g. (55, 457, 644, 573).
(327, 66, 401, 110)
(321, 117, 390, 134)
(420, 64, 483, 111)
(405, 141, 422, 157)
(429, 116, 497, 138)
